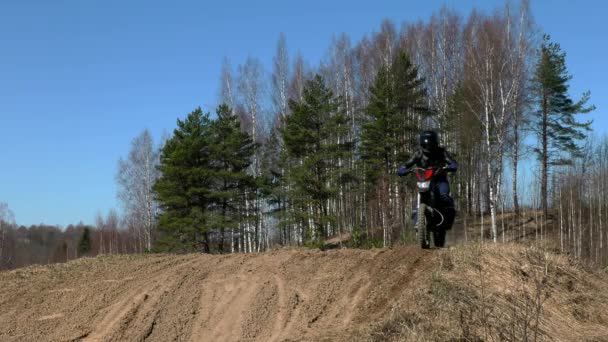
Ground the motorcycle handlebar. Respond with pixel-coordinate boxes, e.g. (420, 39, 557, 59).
(407, 166, 449, 173)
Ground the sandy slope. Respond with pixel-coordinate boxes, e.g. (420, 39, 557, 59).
(0, 247, 432, 342)
(4, 243, 608, 342)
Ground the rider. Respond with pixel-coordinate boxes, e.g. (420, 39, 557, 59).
(397, 130, 458, 227)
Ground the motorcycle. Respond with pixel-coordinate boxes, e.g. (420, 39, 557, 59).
(409, 166, 455, 249)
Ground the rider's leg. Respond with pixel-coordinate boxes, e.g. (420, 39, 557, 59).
(436, 180, 455, 230)
(411, 201, 418, 229)
(436, 180, 452, 207)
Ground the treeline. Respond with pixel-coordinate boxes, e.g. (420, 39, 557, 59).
(0, 222, 87, 270)
(112, 1, 596, 254)
(0, 209, 146, 270)
(554, 137, 608, 265)
(0, 205, 165, 270)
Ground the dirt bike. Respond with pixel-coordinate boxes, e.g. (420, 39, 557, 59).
(409, 166, 455, 249)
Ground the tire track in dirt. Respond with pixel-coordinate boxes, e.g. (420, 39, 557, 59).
(138, 259, 215, 341)
(0, 255, 203, 342)
(267, 274, 289, 342)
(82, 289, 154, 341)
(189, 262, 261, 342)
(341, 278, 371, 325)
(129, 267, 204, 341)
(81, 256, 202, 342)
(0, 247, 437, 342)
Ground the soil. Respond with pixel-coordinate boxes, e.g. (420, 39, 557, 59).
(0, 246, 433, 342)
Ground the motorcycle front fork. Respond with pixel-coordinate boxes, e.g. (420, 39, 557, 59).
(414, 193, 436, 230)
(414, 193, 422, 231)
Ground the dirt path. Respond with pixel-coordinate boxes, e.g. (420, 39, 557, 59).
(0, 247, 433, 342)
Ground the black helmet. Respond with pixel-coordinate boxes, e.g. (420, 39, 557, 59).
(419, 130, 439, 153)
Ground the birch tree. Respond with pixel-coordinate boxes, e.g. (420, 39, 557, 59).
(237, 56, 265, 252)
(219, 57, 237, 115)
(409, 7, 464, 125)
(321, 33, 357, 235)
(116, 129, 160, 252)
(272, 33, 290, 125)
(463, 11, 522, 242)
(506, 0, 535, 220)
(288, 53, 306, 102)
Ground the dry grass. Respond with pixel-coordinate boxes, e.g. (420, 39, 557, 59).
(454, 210, 556, 245)
(363, 243, 608, 342)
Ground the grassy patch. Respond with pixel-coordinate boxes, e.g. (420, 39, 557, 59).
(362, 243, 608, 341)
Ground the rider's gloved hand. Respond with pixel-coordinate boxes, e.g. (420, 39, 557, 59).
(445, 162, 458, 172)
(397, 166, 408, 176)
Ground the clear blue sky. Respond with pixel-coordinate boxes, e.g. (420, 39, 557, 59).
(1, 0, 605, 227)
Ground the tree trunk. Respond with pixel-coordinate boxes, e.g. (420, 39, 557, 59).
(541, 92, 549, 218)
(484, 105, 498, 243)
(512, 118, 520, 219)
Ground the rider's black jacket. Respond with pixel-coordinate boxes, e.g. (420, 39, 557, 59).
(397, 147, 458, 179)
(405, 147, 457, 169)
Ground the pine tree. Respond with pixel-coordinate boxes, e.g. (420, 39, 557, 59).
(77, 227, 91, 256)
(282, 75, 350, 242)
(260, 125, 292, 245)
(359, 52, 430, 244)
(153, 108, 214, 253)
(533, 35, 595, 217)
(207, 104, 256, 253)
(359, 66, 396, 186)
(360, 52, 430, 187)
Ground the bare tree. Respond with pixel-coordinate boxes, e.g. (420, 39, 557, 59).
(354, 20, 397, 107)
(0, 202, 15, 268)
(116, 129, 160, 252)
(272, 33, 290, 125)
(376, 19, 397, 70)
(353, 35, 375, 107)
(323, 34, 356, 125)
(506, 0, 535, 220)
(95, 211, 105, 254)
(414, 7, 464, 132)
(219, 57, 237, 115)
(105, 209, 120, 254)
(237, 56, 266, 252)
(288, 53, 306, 102)
(463, 10, 523, 242)
(320, 33, 358, 236)
(238, 56, 265, 149)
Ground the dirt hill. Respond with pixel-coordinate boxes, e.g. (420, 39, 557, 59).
(1, 244, 608, 341)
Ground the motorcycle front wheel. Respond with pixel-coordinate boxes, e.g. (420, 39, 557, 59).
(417, 203, 430, 249)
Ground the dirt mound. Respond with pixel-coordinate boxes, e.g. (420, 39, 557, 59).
(1, 244, 608, 341)
(365, 244, 608, 341)
(0, 247, 432, 341)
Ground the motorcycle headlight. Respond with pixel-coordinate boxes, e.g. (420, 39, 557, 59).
(417, 181, 431, 191)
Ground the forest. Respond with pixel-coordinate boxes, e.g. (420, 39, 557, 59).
(1, 0, 603, 270)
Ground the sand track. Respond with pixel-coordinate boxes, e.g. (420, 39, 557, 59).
(0, 247, 432, 342)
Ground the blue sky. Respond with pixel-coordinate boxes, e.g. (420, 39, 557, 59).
(1, 0, 606, 226)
